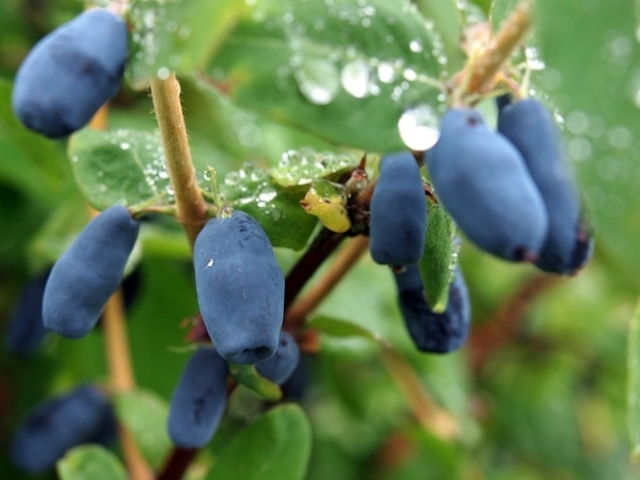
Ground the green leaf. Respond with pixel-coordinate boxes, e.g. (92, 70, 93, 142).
(68, 128, 173, 210)
(308, 314, 384, 344)
(27, 192, 90, 271)
(113, 389, 172, 470)
(535, 0, 640, 279)
(414, 0, 465, 73)
(0, 78, 68, 201)
(228, 363, 282, 402)
(628, 299, 640, 461)
(127, 0, 249, 89)
(219, 163, 319, 250)
(57, 445, 128, 480)
(206, 0, 448, 151)
(206, 404, 311, 480)
(419, 202, 456, 312)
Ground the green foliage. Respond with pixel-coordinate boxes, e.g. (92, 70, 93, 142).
(113, 389, 172, 470)
(57, 446, 128, 480)
(205, 404, 311, 480)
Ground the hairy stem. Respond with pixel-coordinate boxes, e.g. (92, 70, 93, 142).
(150, 75, 209, 248)
(285, 235, 370, 328)
(456, 0, 534, 99)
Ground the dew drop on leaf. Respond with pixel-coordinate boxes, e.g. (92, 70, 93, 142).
(397, 104, 440, 151)
(341, 60, 372, 98)
(293, 58, 340, 105)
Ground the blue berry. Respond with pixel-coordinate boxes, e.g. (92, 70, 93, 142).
(256, 331, 300, 385)
(394, 264, 470, 354)
(6, 268, 51, 354)
(167, 347, 228, 448)
(193, 211, 285, 364)
(369, 151, 427, 266)
(10, 385, 113, 474)
(43, 205, 140, 339)
(12, 8, 128, 138)
(427, 108, 548, 262)
(497, 97, 593, 274)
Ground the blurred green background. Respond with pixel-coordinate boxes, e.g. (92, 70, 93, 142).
(1, 0, 640, 479)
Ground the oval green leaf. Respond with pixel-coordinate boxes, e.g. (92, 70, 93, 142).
(57, 445, 127, 480)
(68, 128, 173, 210)
(205, 404, 312, 480)
(128, 0, 249, 89)
(419, 201, 456, 312)
(205, 0, 449, 151)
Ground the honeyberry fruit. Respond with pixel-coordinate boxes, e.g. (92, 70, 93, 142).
(193, 210, 285, 364)
(256, 331, 300, 385)
(12, 8, 128, 139)
(10, 385, 114, 475)
(427, 108, 548, 262)
(394, 264, 470, 354)
(6, 268, 50, 354)
(167, 347, 228, 448)
(497, 97, 593, 274)
(369, 151, 427, 266)
(42, 205, 140, 339)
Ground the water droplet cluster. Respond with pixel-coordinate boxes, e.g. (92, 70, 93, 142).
(269, 147, 357, 187)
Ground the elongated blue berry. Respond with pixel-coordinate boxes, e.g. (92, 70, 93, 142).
(12, 8, 128, 138)
(10, 385, 113, 474)
(167, 347, 228, 448)
(427, 108, 548, 261)
(394, 264, 470, 353)
(43, 205, 139, 338)
(369, 151, 427, 266)
(6, 268, 50, 354)
(194, 211, 285, 364)
(256, 331, 300, 385)
(497, 97, 593, 274)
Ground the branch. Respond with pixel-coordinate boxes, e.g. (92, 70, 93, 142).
(284, 228, 346, 310)
(467, 273, 562, 374)
(285, 235, 370, 329)
(381, 347, 459, 441)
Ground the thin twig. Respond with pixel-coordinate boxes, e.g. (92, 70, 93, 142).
(102, 290, 154, 480)
(467, 273, 562, 374)
(380, 347, 459, 441)
(150, 75, 210, 248)
(87, 102, 154, 480)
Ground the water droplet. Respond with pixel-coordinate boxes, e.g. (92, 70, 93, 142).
(341, 60, 371, 98)
(206, 258, 215, 268)
(258, 187, 278, 202)
(524, 46, 545, 70)
(377, 62, 396, 84)
(409, 39, 424, 53)
(225, 171, 240, 186)
(157, 67, 170, 80)
(397, 105, 440, 151)
(294, 59, 340, 105)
